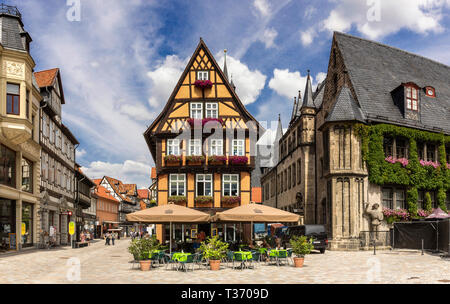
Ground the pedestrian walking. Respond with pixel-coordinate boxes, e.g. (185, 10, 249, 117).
(111, 232, 116, 246)
(105, 232, 111, 245)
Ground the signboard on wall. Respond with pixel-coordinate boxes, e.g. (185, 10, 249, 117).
(69, 221, 75, 236)
(9, 233, 16, 250)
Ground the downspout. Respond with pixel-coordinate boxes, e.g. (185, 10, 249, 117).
(314, 117, 318, 224)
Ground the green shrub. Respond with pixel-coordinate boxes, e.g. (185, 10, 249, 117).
(199, 236, 229, 261)
(290, 236, 314, 257)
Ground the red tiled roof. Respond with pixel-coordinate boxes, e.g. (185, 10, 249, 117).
(92, 179, 102, 186)
(34, 68, 59, 88)
(137, 189, 150, 199)
(103, 176, 133, 203)
(93, 185, 119, 203)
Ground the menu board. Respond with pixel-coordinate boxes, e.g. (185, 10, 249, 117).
(9, 233, 16, 250)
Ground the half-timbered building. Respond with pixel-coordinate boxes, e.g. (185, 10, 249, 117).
(144, 39, 263, 243)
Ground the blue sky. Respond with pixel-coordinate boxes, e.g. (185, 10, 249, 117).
(9, 0, 450, 187)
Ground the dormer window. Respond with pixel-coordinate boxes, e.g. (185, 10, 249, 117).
(424, 86, 436, 98)
(406, 86, 418, 111)
(197, 71, 209, 81)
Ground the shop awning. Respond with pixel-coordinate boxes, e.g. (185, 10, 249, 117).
(211, 203, 300, 223)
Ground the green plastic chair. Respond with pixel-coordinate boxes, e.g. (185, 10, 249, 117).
(250, 251, 261, 268)
(277, 250, 288, 266)
(179, 254, 195, 272)
(226, 251, 235, 268)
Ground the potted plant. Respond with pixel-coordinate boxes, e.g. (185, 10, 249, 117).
(195, 196, 213, 207)
(186, 155, 205, 165)
(208, 155, 227, 165)
(168, 196, 187, 206)
(290, 235, 314, 268)
(128, 236, 160, 271)
(164, 155, 182, 166)
(199, 236, 229, 271)
(228, 156, 248, 165)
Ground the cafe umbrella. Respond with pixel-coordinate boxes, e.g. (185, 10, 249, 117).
(211, 203, 300, 240)
(126, 203, 211, 254)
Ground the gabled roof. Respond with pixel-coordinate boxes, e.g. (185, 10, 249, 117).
(103, 176, 134, 203)
(34, 68, 66, 104)
(137, 189, 150, 199)
(144, 38, 264, 158)
(334, 32, 450, 134)
(313, 81, 326, 108)
(34, 68, 59, 87)
(326, 86, 366, 123)
(92, 185, 119, 203)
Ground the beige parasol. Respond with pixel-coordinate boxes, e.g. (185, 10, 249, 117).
(212, 203, 300, 223)
(126, 203, 211, 253)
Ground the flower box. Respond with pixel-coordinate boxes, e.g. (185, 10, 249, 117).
(187, 118, 224, 128)
(384, 156, 409, 167)
(208, 155, 227, 165)
(186, 155, 205, 165)
(195, 196, 213, 207)
(419, 160, 440, 169)
(221, 196, 241, 206)
(164, 155, 182, 166)
(168, 196, 187, 206)
(194, 80, 213, 89)
(228, 156, 248, 165)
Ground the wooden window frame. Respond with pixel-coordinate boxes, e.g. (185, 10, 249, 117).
(196, 174, 212, 197)
(169, 174, 186, 197)
(190, 102, 203, 119)
(6, 83, 20, 115)
(222, 174, 239, 197)
(405, 85, 419, 111)
(197, 71, 209, 81)
(232, 139, 245, 156)
(167, 139, 180, 156)
(205, 102, 218, 118)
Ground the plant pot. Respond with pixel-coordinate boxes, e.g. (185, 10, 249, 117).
(209, 259, 221, 271)
(139, 260, 152, 271)
(293, 257, 304, 268)
(187, 161, 203, 166)
(166, 161, 181, 167)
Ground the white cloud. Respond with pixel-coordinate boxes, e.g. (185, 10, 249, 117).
(76, 149, 87, 159)
(253, 0, 271, 17)
(147, 55, 187, 108)
(322, 0, 445, 40)
(216, 54, 267, 105)
(300, 28, 317, 46)
(22, 0, 160, 166)
(82, 160, 152, 189)
(259, 28, 278, 48)
(268, 69, 326, 100)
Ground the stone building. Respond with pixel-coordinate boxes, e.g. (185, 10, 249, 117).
(261, 32, 450, 250)
(35, 68, 78, 246)
(74, 164, 95, 242)
(0, 5, 42, 251)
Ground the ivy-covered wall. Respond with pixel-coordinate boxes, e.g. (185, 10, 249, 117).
(355, 123, 450, 214)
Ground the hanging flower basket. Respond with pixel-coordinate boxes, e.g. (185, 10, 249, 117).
(228, 156, 248, 165)
(194, 80, 213, 89)
(164, 155, 182, 166)
(208, 155, 227, 165)
(186, 155, 205, 165)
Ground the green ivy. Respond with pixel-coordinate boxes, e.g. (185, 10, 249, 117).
(355, 124, 449, 213)
(424, 192, 432, 212)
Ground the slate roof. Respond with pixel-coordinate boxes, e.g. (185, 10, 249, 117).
(302, 73, 315, 108)
(335, 32, 450, 134)
(313, 81, 325, 108)
(0, 10, 28, 51)
(326, 86, 366, 123)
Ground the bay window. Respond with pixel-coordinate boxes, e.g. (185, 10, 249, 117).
(6, 83, 20, 115)
(0, 144, 16, 188)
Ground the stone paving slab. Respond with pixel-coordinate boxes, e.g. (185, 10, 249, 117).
(0, 239, 448, 284)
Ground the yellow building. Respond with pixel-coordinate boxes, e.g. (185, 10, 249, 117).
(0, 5, 41, 251)
(144, 39, 262, 244)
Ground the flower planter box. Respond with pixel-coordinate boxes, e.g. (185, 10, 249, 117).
(208, 156, 227, 166)
(221, 196, 241, 208)
(195, 196, 213, 208)
(186, 156, 205, 166)
(194, 80, 213, 89)
(168, 196, 187, 206)
(228, 156, 248, 165)
(165, 161, 181, 167)
(164, 155, 182, 166)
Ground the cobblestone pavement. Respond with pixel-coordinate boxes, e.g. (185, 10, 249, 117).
(0, 238, 448, 284)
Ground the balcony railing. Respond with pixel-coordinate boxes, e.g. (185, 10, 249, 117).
(0, 4, 21, 19)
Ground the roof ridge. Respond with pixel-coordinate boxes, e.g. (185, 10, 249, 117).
(334, 31, 450, 70)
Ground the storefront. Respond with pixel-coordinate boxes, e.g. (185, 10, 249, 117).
(0, 199, 16, 251)
(21, 203, 34, 248)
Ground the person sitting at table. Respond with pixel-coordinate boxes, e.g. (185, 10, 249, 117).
(248, 240, 257, 250)
(275, 236, 282, 249)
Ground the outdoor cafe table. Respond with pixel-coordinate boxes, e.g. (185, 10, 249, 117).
(268, 249, 287, 266)
(172, 252, 191, 271)
(234, 251, 253, 269)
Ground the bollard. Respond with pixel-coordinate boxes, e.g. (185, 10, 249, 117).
(373, 240, 376, 255)
(421, 239, 424, 255)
